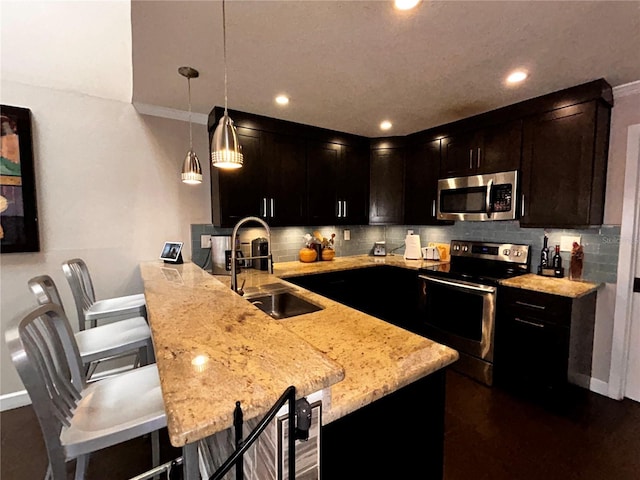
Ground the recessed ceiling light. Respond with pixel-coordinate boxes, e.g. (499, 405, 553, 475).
(380, 120, 393, 131)
(275, 95, 289, 105)
(506, 70, 528, 85)
(394, 0, 421, 11)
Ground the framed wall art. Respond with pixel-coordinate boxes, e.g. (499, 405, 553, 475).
(1, 104, 39, 253)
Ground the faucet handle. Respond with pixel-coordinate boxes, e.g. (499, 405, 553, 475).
(237, 278, 246, 296)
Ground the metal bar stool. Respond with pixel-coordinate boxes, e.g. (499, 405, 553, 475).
(29, 274, 154, 379)
(62, 258, 147, 330)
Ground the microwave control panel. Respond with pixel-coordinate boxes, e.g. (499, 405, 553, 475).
(491, 184, 513, 212)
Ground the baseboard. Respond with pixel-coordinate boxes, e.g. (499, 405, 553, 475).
(0, 364, 138, 412)
(589, 377, 610, 397)
(0, 390, 31, 412)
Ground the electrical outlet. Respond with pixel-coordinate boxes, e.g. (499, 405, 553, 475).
(201, 234, 212, 249)
(343, 229, 351, 241)
(407, 229, 414, 235)
(560, 235, 581, 252)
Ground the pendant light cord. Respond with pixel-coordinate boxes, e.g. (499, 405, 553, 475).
(188, 76, 193, 150)
(223, 0, 228, 116)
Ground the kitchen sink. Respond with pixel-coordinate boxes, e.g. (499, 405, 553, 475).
(246, 291, 323, 319)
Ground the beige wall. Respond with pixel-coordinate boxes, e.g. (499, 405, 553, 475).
(604, 85, 640, 225)
(0, 2, 211, 399)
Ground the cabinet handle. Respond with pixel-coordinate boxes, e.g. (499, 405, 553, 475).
(477, 147, 481, 169)
(270, 198, 275, 218)
(432, 199, 436, 217)
(514, 317, 545, 329)
(469, 149, 473, 169)
(337, 200, 342, 218)
(521, 194, 526, 218)
(262, 198, 268, 218)
(515, 300, 546, 310)
(343, 200, 347, 218)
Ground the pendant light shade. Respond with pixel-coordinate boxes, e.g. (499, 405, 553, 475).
(211, 0, 243, 170)
(211, 113, 243, 169)
(179, 66, 203, 184)
(181, 149, 203, 184)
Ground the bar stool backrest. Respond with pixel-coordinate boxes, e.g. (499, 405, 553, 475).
(61, 258, 96, 331)
(28, 274, 65, 310)
(5, 304, 86, 476)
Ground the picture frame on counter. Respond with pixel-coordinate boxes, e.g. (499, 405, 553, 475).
(0, 104, 40, 253)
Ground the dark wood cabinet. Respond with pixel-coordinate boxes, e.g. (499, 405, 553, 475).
(440, 119, 522, 178)
(212, 126, 264, 227)
(369, 141, 405, 225)
(404, 139, 449, 225)
(262, 132, 307, 226)
(520, 101, 611, 227)
(307, 140, 369, 225)
(494, 286, 596, 404)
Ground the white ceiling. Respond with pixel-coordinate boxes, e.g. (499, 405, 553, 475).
(132, 0, 640, 137)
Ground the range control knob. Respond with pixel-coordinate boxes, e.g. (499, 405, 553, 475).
(514, 250, 522, 257)
(462, 245, 469, 252)
(503, 249, 511, 256)
(452, 244, 460, 251)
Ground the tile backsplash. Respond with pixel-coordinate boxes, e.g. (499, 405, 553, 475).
(191, 222, 621, 284)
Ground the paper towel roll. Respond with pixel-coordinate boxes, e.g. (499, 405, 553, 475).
(404, 234, 422, 260)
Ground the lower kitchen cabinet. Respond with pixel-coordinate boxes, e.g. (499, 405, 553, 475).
(285, 265, 420, 331)
(494, 286, 596, 405)
(322, 369, 446, 479)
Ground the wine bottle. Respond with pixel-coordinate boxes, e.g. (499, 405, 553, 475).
(552, 245, 562, 277)
(540, 236, 549, 268)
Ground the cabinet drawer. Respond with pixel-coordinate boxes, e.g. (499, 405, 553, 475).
(498, 286, 572, 326)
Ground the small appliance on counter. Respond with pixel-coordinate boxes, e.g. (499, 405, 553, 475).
(373, 241, 386, 256)
(404, 234, 422, 260)
(210, 235, 231, 275)
(251, 237, 269, 270)
(422, 246, 440, 260)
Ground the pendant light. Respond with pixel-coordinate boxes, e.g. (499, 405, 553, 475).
(179, 66, 203, 184)
(211, 0, 243, 169)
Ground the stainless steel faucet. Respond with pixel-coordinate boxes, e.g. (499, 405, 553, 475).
(230, 216, 273, 295)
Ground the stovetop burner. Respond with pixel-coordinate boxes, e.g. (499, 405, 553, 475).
(419, 240, 530, 285)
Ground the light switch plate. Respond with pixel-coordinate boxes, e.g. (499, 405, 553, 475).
(201, 234, 212, 249)
(343, 229, 351, 241)
(560, 235, 581, 252)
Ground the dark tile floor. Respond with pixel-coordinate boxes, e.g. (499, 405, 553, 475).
(2, 370, 639, 479)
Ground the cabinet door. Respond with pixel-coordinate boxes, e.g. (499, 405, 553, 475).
(264, 133, 307, 226)
(369, 147, 404, 225)
(439, 131, 477, 178)
(216, 127, 265, 227)
(340, 143, 370, 225)
(404, 139, 443, 225)
(476, 119, 522, 174)
(307, 141, 341, 225)
(520, 102, 598, 227)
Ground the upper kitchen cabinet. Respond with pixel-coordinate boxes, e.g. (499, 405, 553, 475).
(369, 138, 405, 225)
(307, 139, 370, 225)
(520, 99, 611, 228)
(211, 125, 264, 227)
(439, 119, 523, 178)
(404, 138, 452, 225)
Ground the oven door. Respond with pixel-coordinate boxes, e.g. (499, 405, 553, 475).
(418, 274, 496, 363)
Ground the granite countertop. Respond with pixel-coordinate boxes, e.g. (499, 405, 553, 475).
(141, 255, 458, 447)
(499, 273, 602, 298)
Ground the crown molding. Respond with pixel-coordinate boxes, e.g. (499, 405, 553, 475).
(613, 80, 640, 99)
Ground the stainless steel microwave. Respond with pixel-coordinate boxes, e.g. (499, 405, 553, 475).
(437, 170, 518, 221)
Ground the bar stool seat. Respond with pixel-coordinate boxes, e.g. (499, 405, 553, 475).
(84, 293, 146, 323)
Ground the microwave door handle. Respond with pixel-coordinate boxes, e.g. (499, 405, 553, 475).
(485, 179, 494, 218)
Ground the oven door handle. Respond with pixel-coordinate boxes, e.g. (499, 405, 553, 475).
(419, 275, 496, 294)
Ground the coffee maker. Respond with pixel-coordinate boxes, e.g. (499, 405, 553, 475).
(251, 237, 269, 270)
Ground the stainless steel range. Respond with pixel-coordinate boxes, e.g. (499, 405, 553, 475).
(417, 240, 530, 385)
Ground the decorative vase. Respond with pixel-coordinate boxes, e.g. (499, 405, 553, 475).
(299, 247, 317, 263)
(321, 248, 335, 261)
